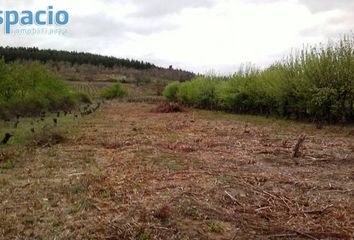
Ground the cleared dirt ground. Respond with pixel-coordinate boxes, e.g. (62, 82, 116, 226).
(1, 103, 353, 239)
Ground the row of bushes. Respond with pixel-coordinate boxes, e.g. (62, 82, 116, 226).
(0, 59, 88, 119)
(164, 35, 354, 124)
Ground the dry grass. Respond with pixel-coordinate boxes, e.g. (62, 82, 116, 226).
(153, 102, 183, 113)
(0, 102, 353, 239)
(29, 129, 67, 147)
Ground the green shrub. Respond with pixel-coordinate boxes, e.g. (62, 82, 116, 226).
(75, 92, 92, 104)
(207, 220, 224, 233)
(163, 81, 180, 101)
(176, 76, 220, 109)
(100, 83, 128, 100)
(0, 59, 80, 118)
(163, 34, 354, 124)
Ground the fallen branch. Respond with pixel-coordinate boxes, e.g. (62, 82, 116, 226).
(269, 231, 318, 240)
(225, 191, 243, 207)
(68, 172, 85, 177)
(292, 134, 306, 158)
(268, 233, 298, 238)
(293, 230, 319, 240)
(255, 206, 271, 212)
(303, 204, 334, 215)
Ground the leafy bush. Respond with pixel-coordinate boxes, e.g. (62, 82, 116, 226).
(163, 35, 354, 124)
(163, 81, 180, 101)
(0, 59, 81, 118)
(176, 76, 220, 109)
(75, 92, 92, 104)
(100, 83, 128, 100)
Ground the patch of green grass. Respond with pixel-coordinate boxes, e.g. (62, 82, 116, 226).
(69, 199, 92, 214)
(44, 158, 58, 169)
(217, 175, 233, 184)
(99, 188, 112, 198)
(164, 162, 184, 171)
(138, 228, 150, 240)
(257, 220, 269, 230)
(90, 165, 104, 177)
(1, 159, 14, 169)
(198, 109, 293, 127)
(69, 185, 85, 195)
(68, 206, 79, 214)
(50, 218, 62, 228)
(171, 235, 190, 240)
(79, 199, 92, 210)
(155, 152, 185, 171)
(207, 220, 224, 234)
(158, 152, 182, 161)
(181, 204, 205, 220)
(23, 215, 36, 225)
(133, 182, 144, 190)
(0, 113, 82, 147)
(0, 178, 10, 185)
(196, 109, 354, 136)
(167, 133, 181, 141)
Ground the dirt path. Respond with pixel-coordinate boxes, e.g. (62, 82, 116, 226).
(1, 103, 353, 239)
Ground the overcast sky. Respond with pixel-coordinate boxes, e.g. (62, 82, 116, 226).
(1, 0, 353, 73)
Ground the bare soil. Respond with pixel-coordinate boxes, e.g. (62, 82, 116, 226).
(1, 103, 353, 240)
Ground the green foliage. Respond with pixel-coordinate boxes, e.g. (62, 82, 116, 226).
(138, 228, 150, 240)
(176, 76, 221, 109)
(75, 92, 92, 104)
(1, 159, 14, 170)
(164, 35, 354, 123)
(0, 46, 156, 70)
(0, 59, 80, 118)
(163, 81, 180, 101)
(69, 199, 92, 214)
(207, 220, 224, 233)
(100, 83, 128, 100)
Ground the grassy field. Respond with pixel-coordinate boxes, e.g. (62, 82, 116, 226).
(0, 102, 353, 239)
(67, 81, 107, 99)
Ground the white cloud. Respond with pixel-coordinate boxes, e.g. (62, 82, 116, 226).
(297, 0, 354, 13)
(126, 0, 216, 18)
(0, 0, 352, 73)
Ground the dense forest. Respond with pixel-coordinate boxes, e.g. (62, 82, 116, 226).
(164, 35, 354, 125)
(0, 47, 156, 70)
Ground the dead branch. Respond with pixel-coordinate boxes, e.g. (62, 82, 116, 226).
(303, 204, 334, 215)
(293, 230, 319, 240)
(292, 134, 306, 158)
(225, 191, 243, 207)
(68, 172, 85, 177)
(268, 233, 298, 238)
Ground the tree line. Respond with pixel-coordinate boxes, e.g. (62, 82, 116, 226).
(164, 35, 354, 125)
(0, 46, 156, 70)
